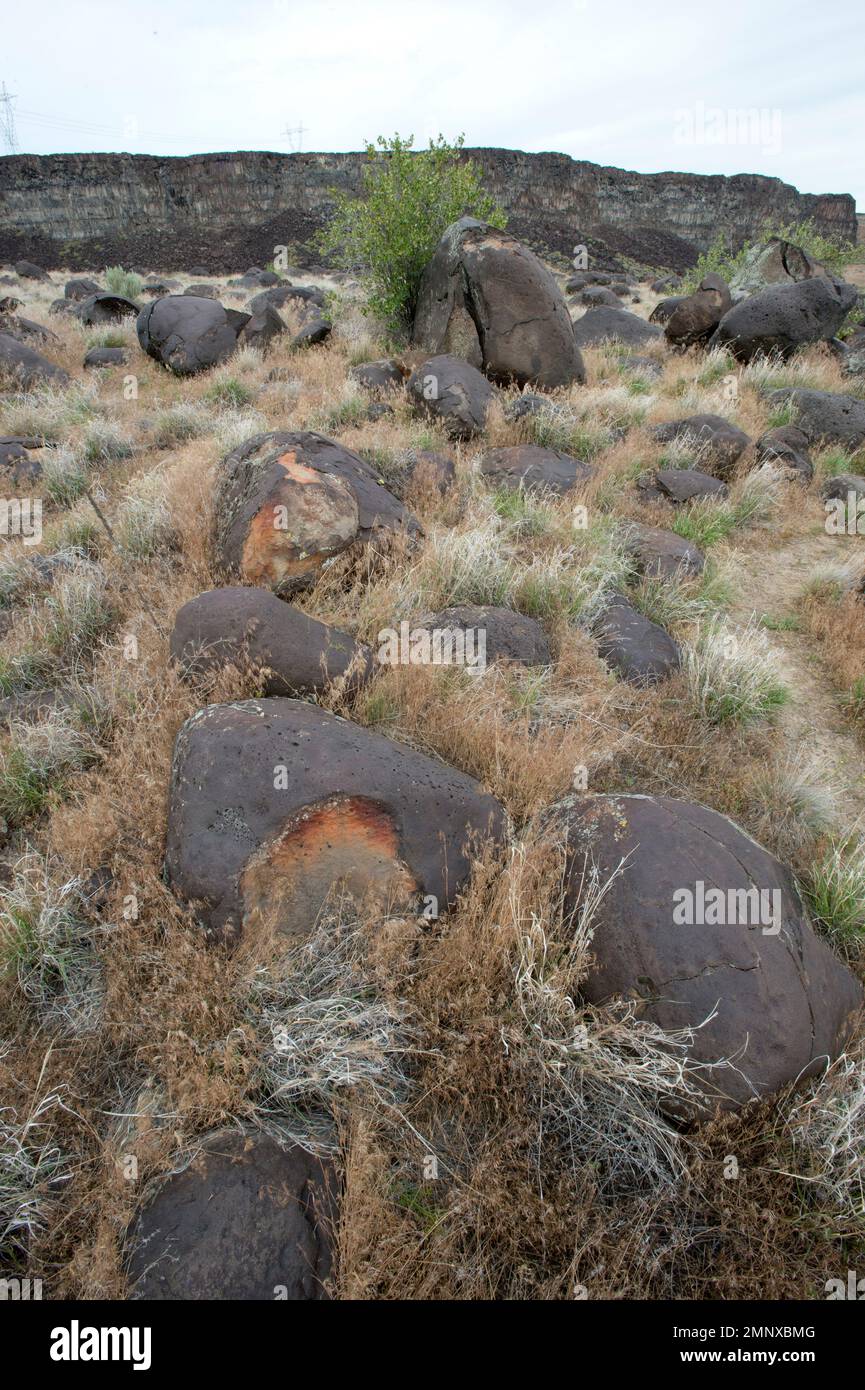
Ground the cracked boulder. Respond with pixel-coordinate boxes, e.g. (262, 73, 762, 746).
(653, 413, 750, 479)
(170, 587, 372, 695)
(213, 430, 420, 595)
(548, 793, 862, 1112)
(593, 595, 680, 685)
(764, 388, 865, 451)
(137, 295, 250, 375)
(729, 237, 829, 296)
(165, 698, 507, 942)
(709, 277, 857, 362)
(127, 1130, 336, 1300)
(413, 216, 585, 388)
(664, 274, 732, 348)
(407, 354, 495, 440)
(649, 295, 687, 324)
(479, 444, 592, 496)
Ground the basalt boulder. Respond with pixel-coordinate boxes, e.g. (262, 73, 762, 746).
(764, 388, 865, 451)
(709, 277, 857, 362)
(571, 306, 663, 348)
(15, 260, 49, 281)
(664, 274, 732, 348)
(622, 521, 704, 579)
(0, 334, 69, 389)
(137, 295, 249, 375)
(127, 1130, 337, 1301)
(170, 587, 372, 695)
(407, 354, 495, 440)
(213, 430, 420, 595)
(413, 217, 585, 388)
(479, 444, 592, 496)
(547, 793, 862, 1112)
(348, 359, 405, 393)
(76, 293, 140, 325)
(83, 346, 129, 369)
(593, 595, 681, 685)
(411, 604, 551, 667)
(237, 304, 287, 352)
(64, 277, 103, 300)
(754, 425, 814, 482)
(164, 698, 507, 942)
(649, 295, 687, 325)
(653, 413, 750, 478)
(404, 449, 456, 495)
(729, 237, 828, 296)
(655, 468, 729, 503)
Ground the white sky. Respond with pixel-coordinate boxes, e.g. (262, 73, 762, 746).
(2, 0, 863, 206)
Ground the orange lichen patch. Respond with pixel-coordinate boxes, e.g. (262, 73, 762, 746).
(240, 795, 418, 940)
(240, 471, 359, 589)
(275, 451, 321, 486)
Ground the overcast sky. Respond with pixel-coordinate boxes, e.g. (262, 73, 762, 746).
(3, 0, 863, 206)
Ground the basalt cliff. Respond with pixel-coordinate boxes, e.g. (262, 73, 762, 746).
(0, 148, 856, 273)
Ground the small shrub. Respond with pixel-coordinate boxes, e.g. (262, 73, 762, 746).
(318, 133, 506, 334)
(103, 265, 143, 300)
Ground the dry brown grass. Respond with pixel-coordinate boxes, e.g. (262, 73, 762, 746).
(1, 261, 864, 1301)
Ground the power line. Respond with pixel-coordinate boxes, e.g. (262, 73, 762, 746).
(0, 82, 18, 153)
(282, 121, 308, 152)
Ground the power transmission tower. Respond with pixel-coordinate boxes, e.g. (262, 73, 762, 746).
(282, 121, 308, 152)
(0, 82, 18, 153)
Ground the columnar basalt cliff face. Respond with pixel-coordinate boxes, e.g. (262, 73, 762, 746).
(0, 149, 856, 272)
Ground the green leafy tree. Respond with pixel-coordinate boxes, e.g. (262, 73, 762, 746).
(318, 133, 506, 335)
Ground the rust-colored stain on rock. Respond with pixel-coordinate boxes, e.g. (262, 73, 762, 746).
(240, 795, 418, 939)
(239, 465, 358, 589)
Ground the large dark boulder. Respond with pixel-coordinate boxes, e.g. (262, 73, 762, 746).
(127, 1130, 336, 1300)
(709, 277, 857, 362)
(593, 595, 680, 685)
(652, 413, 750, 478)
(170, 587, 372, 694)
(664, 274, 732, 348)
(165, 698, 507, 941)
(413, 217, 585, 389)
(411, 605, 551, 667)
(765, 388, 865, 451)
(579, 286, 621, 309)
(479, 444, 592, 496)
(213, 430, 420, 595)
(550, 794, 862, 1112)
(571, 306, 663, 348)
(137, 295, 249, 375)
(0, 333, 69, 389)
(407, 354, 494, 440)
